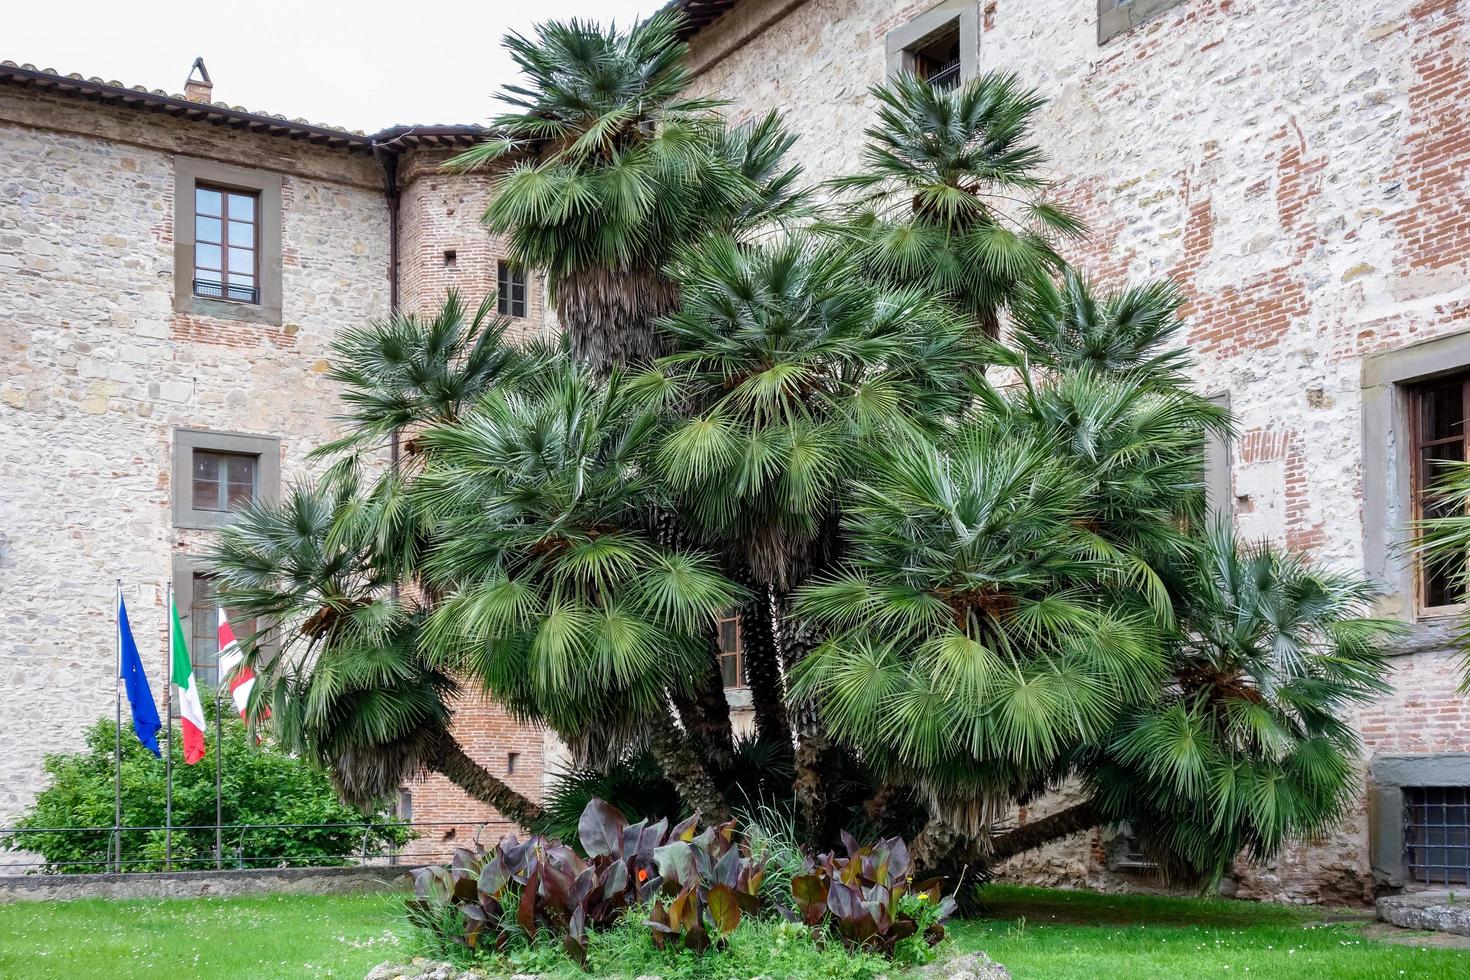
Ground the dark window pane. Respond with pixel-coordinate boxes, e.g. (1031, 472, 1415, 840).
(1421, 441, 1467, 606)
(720, 654, 739, 688)
(191, 573, 220, 687)
(192, 451, 222, 510)
(1421, 380, 1465, 443)
(225, 455, 256, 511)
(196, 216, 222, 244)
(195, 188, 222, 217)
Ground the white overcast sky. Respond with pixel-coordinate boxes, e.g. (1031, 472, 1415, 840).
(6, 1, 668, 132)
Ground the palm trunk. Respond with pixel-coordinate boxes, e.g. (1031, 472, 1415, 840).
(557, 264, 680, 375)
(423, 729, 543, 831)
(673, 632, 737, 774)
(987, 800, 1099, 865)
(777, 606, 839, 851)
(739, 596, 790, 746)
(914, 800, 1100, 876)
(647, 710, 732, 822)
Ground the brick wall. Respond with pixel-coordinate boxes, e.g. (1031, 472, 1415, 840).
(683, 0, 1470, 902)
(391, 148, 556, 846)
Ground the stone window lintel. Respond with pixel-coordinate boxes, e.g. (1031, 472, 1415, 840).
(1098, 0, 1190, 46)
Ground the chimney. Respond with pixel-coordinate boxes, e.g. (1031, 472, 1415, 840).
(184, 57, 213, 103)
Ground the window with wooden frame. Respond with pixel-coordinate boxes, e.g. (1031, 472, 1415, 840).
(498, 261, 527, 318)
(193, 185, 260, 303)
(187, 572, 256, 690)
(191, 448, 258, 514)
(1411, 373, 1470, 612)
(717, 610, 744, 689)
(172, 428, 280, 531)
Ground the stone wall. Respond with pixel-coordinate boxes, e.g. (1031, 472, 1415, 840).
(0, 81, 560, 843)
(684, 0, 1470, 903)
(0, 87, 393, 826)
(0, 864, 411, 904)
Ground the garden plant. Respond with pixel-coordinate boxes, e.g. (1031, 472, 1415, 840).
(204, 10, 1403, 972)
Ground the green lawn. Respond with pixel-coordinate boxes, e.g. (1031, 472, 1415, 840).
(0, 893, 403, 979)
(953, 885, 1470, 979)
(0, 886, 1466, 979)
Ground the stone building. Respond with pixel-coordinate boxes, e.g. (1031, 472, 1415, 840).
(0, 60, 551, 855)
(675, 0, 1470, 902)
(5, 0, 1470, 902)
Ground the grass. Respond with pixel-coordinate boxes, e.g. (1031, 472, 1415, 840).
(953, 884, 1470, 979)
(0, 893, 403, 979)
(0, 885, 1465, 979)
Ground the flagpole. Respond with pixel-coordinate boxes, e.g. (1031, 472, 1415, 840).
(214, 656, 223, 871)
(164, 580, 174, 874)
(113, 579, 123, 875)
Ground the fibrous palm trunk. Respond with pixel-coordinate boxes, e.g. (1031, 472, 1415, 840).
(423, 728, 543, 831)
(672, 631, 737, 775)
(647, 709, 732, 822)
(739, 595, 790, 746)
(556, 264, 681, 376)
(776, 599, 841, 851)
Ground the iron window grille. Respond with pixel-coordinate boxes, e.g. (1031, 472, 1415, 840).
(1404, 786, 1470, 885)
(925, 58, 962, 92)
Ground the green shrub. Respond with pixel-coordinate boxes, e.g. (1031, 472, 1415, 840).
(407, 798, 953, 973)
(1, 709, 409, 873)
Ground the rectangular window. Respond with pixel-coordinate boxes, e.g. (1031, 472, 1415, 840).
(498, 261, 527, 318)
(1411, 373, 1470, 611)
(717, 610, 743, 689)
(193, 185, 259, 304)
(191, 449, 258, 513)
(1404, 786, 1470, 886)
(911, 24, 961, 91)
(187, 573, 255, 690)
(173, 429, 280, 530)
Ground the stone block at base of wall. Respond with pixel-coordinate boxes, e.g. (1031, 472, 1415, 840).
(1377, 892, 1470, 936)
(0, 864, 414, 904)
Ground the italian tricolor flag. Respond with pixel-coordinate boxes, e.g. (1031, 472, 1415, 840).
(170, 600, 208, 765)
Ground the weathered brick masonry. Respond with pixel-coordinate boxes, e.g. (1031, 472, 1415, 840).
(680, 0, 1470, 902)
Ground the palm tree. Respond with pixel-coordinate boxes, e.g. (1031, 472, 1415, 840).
(827, 71, 1082, 335)
(1085, 526, 1400, 883)
(791, 414, 1164, 858)
(450, 11, 804, 375)
(412, 359, 744, 819)
(644, 234, 978, 842)
(204, 481, 543, 827)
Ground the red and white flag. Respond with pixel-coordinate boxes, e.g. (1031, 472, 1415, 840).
(217, 609, 262, 720)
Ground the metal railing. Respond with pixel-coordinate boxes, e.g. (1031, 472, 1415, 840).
(0, 818, 516, 875)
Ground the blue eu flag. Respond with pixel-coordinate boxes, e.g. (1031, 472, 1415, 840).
(118, 596, 162, 757)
